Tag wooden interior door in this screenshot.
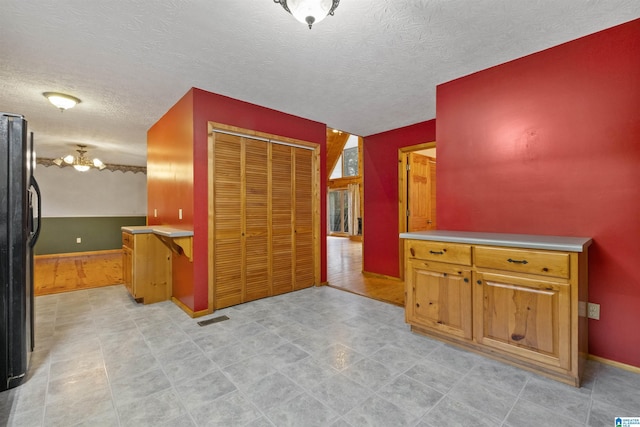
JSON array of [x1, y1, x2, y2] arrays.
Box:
[[293, 147, 314, 290], [407, 153, 436, 231], [211, 128, 317, 308], [244, 138, 270, 302], [213, 132, 243, 308], [271, 144, 294, 295]]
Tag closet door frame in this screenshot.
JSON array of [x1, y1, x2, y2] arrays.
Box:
[[207, 122, 321, 311]]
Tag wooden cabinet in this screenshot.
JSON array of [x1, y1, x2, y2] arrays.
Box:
[[473, 271, 571, 370], [404, 232, 590, 386], [122, 233, 134, 296], [405, 259, 472, 339], [211, 131, 316, 310], [122, 231, 172, 304]]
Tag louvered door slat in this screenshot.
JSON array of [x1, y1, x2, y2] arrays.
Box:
[[271, 144, 294, 295], [213, 133, 242, 308], [244, 138, 270, 301], [294, 148, 314, 290]]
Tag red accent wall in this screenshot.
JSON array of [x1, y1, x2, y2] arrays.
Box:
[[147, 90, 195, 306], [436, 19, 640, 367], [148, 88, 327, 313], [362, 120, 436, 278]]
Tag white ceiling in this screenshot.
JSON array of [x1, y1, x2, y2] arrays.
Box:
[[1, 1, 638, 167]]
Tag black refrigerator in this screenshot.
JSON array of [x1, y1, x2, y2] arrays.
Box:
[[1, 113, 41, 392]]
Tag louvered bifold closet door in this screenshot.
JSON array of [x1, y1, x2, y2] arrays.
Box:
[[293, 147, 314, 290], [271, 144, 294, 295], [244, 138, 270, 302], [213, 133, 243, 308]]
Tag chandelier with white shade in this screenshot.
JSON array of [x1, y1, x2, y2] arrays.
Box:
[[273, 0, 340, 29], [52, 145, 106, 172]]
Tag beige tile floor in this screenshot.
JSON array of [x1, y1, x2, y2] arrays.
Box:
[[1, 285, 639, 426]]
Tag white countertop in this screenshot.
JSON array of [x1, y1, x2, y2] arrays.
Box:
[[122, 225, 194, 238], [121, 225, 154, 234], [399, 230, 592, 252], [151, 226, 194, 238]]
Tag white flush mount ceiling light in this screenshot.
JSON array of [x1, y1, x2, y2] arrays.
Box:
[[43, 92, 81, 111], [274, 0, 340, 29], [52, 144, 106, 172]]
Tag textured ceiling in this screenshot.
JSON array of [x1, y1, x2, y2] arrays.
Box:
[[1, 1, 638, 166]]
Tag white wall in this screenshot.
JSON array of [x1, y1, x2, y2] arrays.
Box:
[[34, 165, 147, 217]]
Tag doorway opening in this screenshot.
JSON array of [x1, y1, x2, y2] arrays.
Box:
[[325, 128, 405, 306], [328, 189, 350, 235]]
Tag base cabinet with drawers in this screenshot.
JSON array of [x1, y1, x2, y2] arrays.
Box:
[[122, 229, 172, 304], [402, 231, 591, 386]]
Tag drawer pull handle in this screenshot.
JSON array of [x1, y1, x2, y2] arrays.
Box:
[[410, 248, 415, 256], [464, 278, 469, 283], [511, 334, 525, 341], [429, 250, 446, 255], [507, 258, 528, 265]]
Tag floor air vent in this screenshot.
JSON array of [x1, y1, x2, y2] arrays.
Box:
[[197, 315, 230, 326]]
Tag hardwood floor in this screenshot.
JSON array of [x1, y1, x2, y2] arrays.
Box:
[[34, 239, 405, 307], [34, 250, 123, 296], [327, 236, 405, 306]]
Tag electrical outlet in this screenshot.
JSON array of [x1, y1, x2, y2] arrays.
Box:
[[76, 237, 82, 244], [154, 208, 158, 217], [179, 208, 183, 220], [587, 303, 600, 320]]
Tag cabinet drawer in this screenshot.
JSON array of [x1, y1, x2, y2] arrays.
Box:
[[474, 246, 569, 279], [122, 232, 134, 249], [406, 240, 471, 266]]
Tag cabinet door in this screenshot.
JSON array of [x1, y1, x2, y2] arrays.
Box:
[[244, 138, 270, 302], [143, 235, 172, 304], [406, 259, 472, 339], [213, 132, 243, 308], [293, 147, 314, 290], [474, 272, 570, 369], [122, 245, 133, 296], [271, 144, 294, 296]]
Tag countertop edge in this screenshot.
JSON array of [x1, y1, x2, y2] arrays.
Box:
[[399, 231, 592, 253], [152, 226, 194, 238], [121, 226, 154, 234], [121, 225, 194, 238]]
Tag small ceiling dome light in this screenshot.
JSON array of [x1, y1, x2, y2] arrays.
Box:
[[52, 144, 106, 172], [274, 0, 340, 29], [43, 92, 81, 111]]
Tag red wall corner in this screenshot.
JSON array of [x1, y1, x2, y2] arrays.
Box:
[[362, 120, 436, 278], [147, 89, 196, 309]]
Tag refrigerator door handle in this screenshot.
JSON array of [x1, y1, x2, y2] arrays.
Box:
[[29, 176, 41, 247]]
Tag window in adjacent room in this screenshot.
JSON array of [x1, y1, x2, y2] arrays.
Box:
[[330, 135, 359, 179]]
